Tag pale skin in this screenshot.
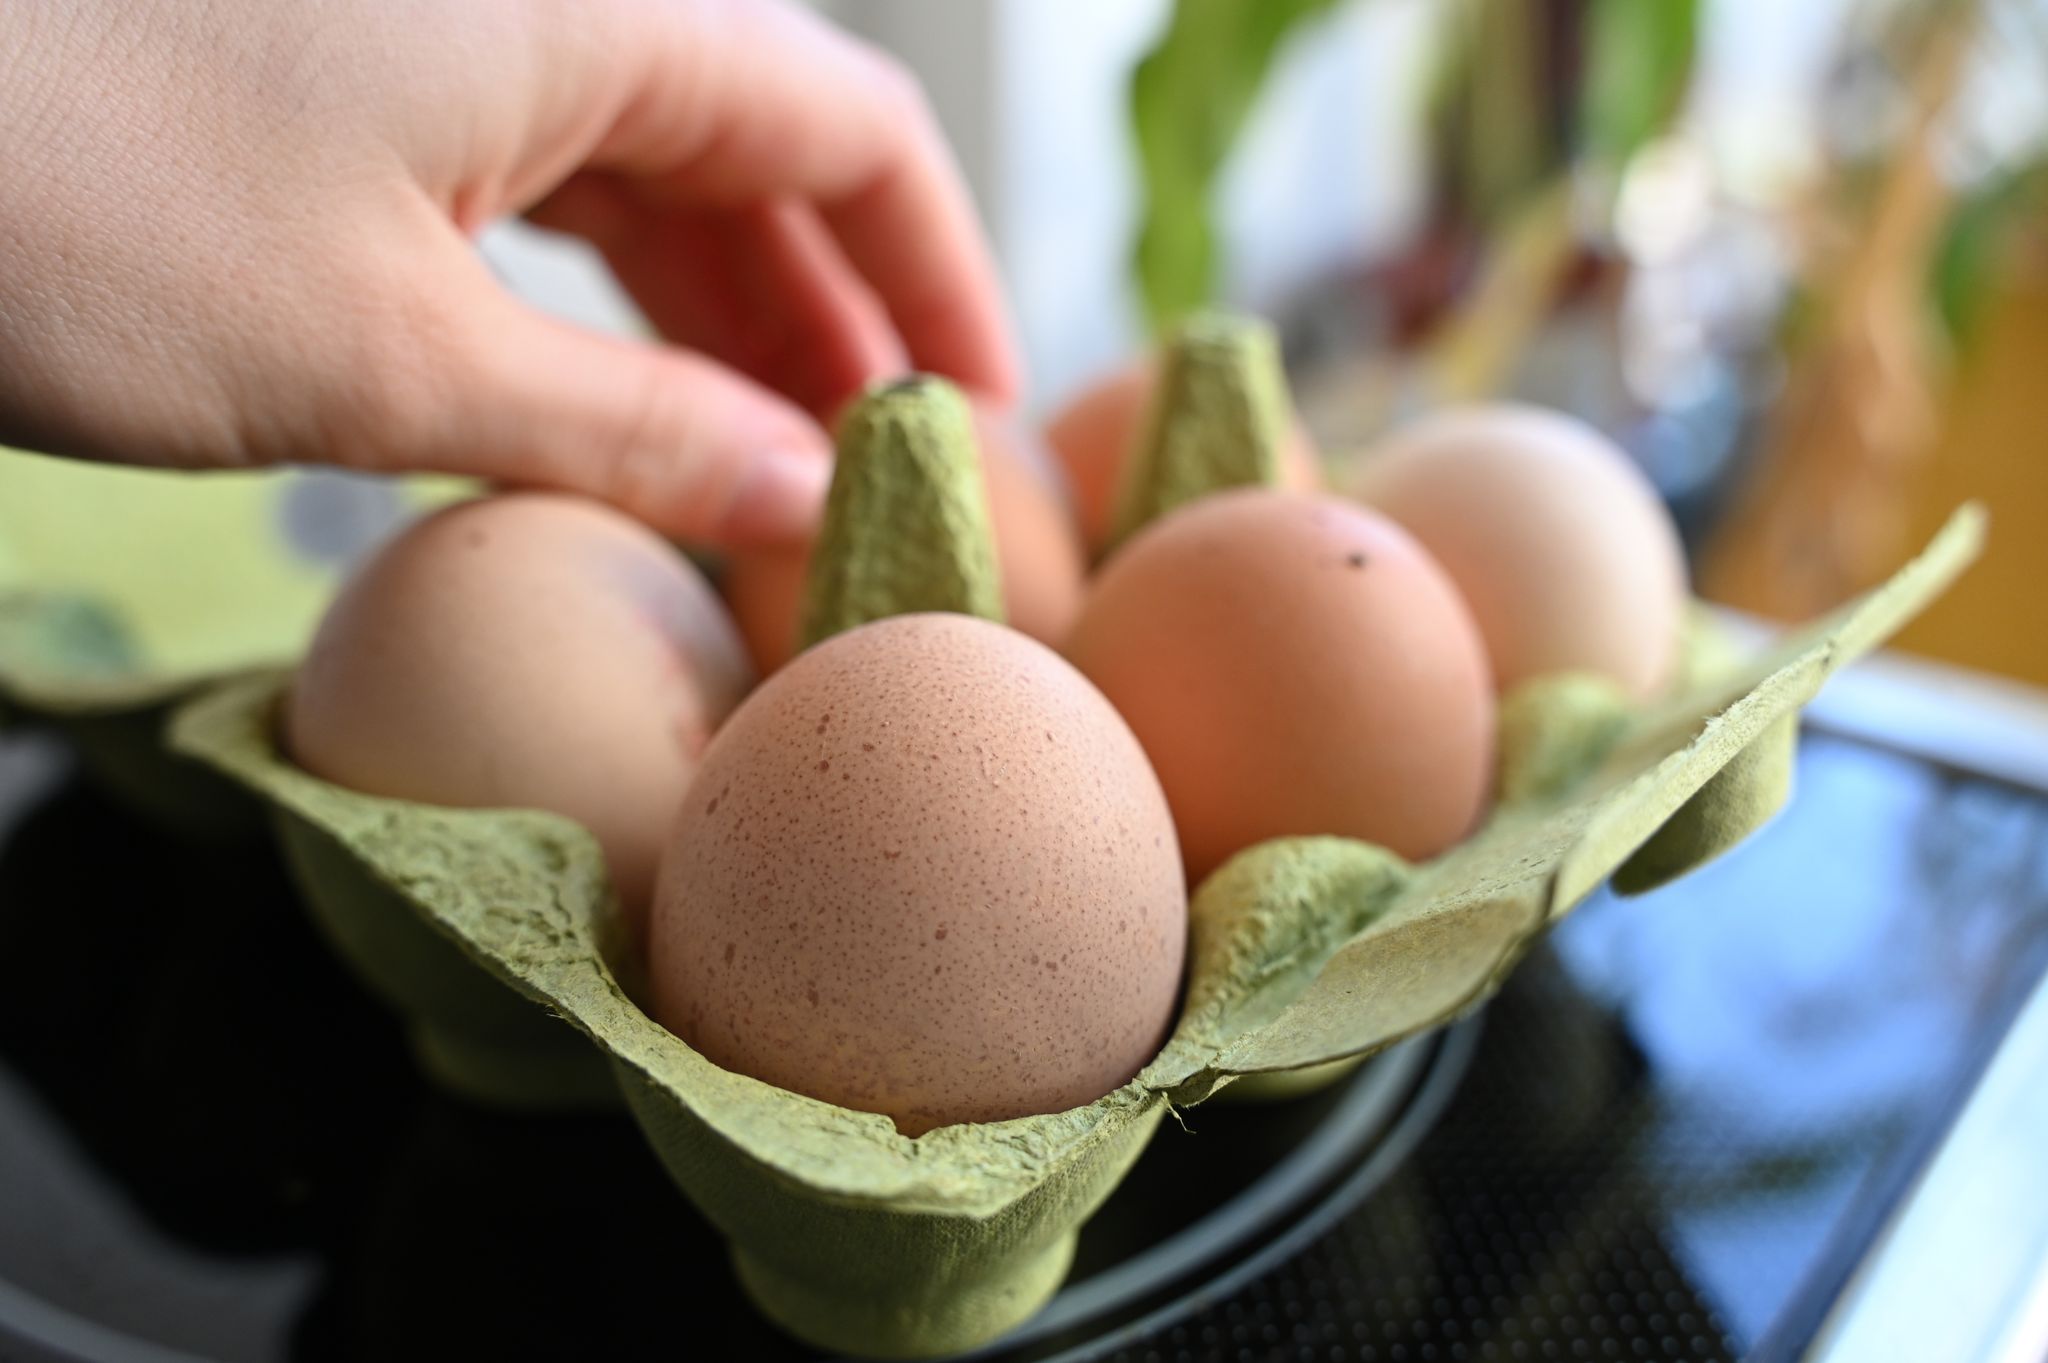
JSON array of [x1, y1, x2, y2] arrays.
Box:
[[0, 0, 1018, 546]]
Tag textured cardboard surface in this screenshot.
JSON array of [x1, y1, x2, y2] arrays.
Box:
[[799, 379, 1002, 650], [1108, 314, 1290, 552]]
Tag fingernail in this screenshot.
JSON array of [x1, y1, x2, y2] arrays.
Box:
[[718, 447, 833, 547]]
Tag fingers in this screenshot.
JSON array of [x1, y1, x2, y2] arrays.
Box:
[[534, 179, 907, 423], [814, 133, 1015, 403], [469, 311, 834, 547], [377, 249, 834, 548], [578, 0, 1020, 402]]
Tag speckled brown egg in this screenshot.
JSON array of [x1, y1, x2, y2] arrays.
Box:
[[1044, 356, 1323, 553], [1066, 489, 1495, 883], [648, 612, 1185, 1136], [1349, 404, 1689, 699], [723, 403, 1087, 674], [285, 493, 753, 936]]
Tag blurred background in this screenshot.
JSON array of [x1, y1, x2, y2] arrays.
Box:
[[484, 0, 2048, 685], [3, 0, 2043, 688]]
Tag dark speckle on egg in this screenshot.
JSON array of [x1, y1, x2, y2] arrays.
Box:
[[647, 613, 1187, 1138]]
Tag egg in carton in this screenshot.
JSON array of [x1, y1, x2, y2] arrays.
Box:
[[163, 315, 1980, 1357]]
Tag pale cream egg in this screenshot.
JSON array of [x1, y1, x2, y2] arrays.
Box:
[[1350, 404, 1689, 699]]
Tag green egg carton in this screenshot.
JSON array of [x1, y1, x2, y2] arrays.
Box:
[[183, 687, 632, 1109], [0, 452, 462, 836], [160, 319, 1980, 1358], [0, 586, 268, 837]]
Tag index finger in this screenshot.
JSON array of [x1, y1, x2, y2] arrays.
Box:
[[577, 0, 1021, 402]]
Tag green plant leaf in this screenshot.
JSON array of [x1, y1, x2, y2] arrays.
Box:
[[1930, 158, 2047, 352], [1443, 0, 1555, 228], [1579, 0, 1700, 167], [1130, 0, 1349, 331]]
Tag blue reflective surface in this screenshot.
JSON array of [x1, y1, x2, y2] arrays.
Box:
[[1553, 734, 2048, 1348]]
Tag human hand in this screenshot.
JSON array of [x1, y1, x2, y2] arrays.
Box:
[[0, 0, 1017, 546]]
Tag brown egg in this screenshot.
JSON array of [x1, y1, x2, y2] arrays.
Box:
[[285, 493, 753, 934], [1066, 489, 1495, 883], [649, 613, 1185, 1136], [723, 403, 1087, 675], [1350, 404, 1688, 699], [1044, 356, 1323, 552]]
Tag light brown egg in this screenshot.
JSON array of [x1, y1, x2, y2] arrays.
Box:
[[1044, 356, 1323, 553], [1066, 489, 1495, 883], [723, 403, 1087, 675], [285, 493, 753, 935], [1350, 404, 1688, 699], [649, 612, 1185, 1137]]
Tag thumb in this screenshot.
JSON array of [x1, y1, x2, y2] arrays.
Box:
[[408, 270, 834, 548]]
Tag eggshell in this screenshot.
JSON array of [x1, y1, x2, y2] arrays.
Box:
[[1350, 404, 1688, 699], [649, 612, 1185, 1137], [1066, 489, 1495, 882], [724, 405, 1086, 673], [1045, 357, 1322, 552], [285, 493, 752, 931]]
